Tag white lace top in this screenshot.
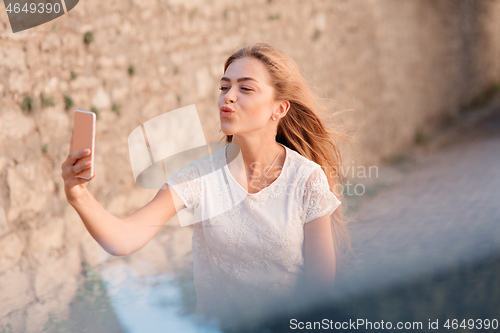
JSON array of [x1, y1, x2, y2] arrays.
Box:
[[165, 143, 341, 324]]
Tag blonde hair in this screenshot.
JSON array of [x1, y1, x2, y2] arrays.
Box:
[[221, 42, 353, 268]]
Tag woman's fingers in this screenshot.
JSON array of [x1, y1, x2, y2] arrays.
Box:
[[62, 160, 89, 179], [61, 149, 95, 203], [62, 149, 91, 169], [72, 161, 92, 175], [63, 170, 95, 186], [62, 150, 92, 177], [64, 176, 93, 188]]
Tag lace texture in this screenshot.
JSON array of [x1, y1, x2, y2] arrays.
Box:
[[166, 159, 202, 214], [303, 165, 342, 223], [165, 144, 341, 322]]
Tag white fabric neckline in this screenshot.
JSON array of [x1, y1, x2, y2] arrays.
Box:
[[224, 143, 289, 196]]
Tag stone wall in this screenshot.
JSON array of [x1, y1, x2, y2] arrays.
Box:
[[1, 0, 499, 331]]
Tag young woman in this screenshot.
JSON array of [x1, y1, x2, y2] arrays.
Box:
[[62, 42, 350, 328]]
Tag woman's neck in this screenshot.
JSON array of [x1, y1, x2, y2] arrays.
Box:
[[227, 135, 286, 191], [230, 136, 282, 166]]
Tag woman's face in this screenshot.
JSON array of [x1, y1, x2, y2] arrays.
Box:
[[218, 57, 279, 138]]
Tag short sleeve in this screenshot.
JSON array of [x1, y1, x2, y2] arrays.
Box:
[[302, 166, 342, 224], [165, 160, 202, 214]]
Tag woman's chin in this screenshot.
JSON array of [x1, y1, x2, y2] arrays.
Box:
[[221, 131, 234, 137], [220, 125, 235, 136]]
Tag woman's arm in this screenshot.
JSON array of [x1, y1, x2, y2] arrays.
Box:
[[304, 213, 336, 290], [62, 149, 184, 256]]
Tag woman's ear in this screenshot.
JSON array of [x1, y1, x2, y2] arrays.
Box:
[[276, 100, 290, 118]]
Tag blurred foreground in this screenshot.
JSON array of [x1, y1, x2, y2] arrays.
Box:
[[41, 104, 500, 333]]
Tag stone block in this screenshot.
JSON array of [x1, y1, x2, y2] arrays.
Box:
[[106, 194, 128, 216], [116, 55, 127, 67], [25, 278, 76, 331], [0, 108, 36, 142], [69, 76, 99, 91], [8, 71, 31, 94], [0, 207, 9, 237], [61, 33, 80, 52], [40, 34, 61, 52], [55, 276, 79, 310], [0, 268, 34, 318], [38, 109, 70, 149], [91, 86, 111, 110], [28, 218, 64, 264], [98, 56, 114, 69], [131, 0, 157, 10], [0, 232, 25, 273], [0, 45, 26, 71], [0, 307, 25, 333], [7, 164, 50, 222], [196, 67, 213, 98], [40, 51, 63, 69], [111, 84, 129, 102], [25, 297, 59, 333], [34, 248, 81, 299], [44, 77, 59, 95], [62, 205, 87, 242]]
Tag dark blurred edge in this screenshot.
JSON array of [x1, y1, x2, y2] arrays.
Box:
[[229, 253, 500, 333], [5, 1, 79, 33], [5, 0, 65, 33], [65, 0, 79, 12]]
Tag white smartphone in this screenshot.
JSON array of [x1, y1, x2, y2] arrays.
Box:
[[70, 110, 96, 179]]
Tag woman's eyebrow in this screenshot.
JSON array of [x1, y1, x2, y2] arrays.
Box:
[[220, 76, 258, 83]]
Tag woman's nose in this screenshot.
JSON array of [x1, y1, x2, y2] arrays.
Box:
[[224, 87, 236, 103]]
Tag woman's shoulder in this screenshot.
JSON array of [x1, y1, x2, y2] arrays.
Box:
[[284, 145, 323, 174]]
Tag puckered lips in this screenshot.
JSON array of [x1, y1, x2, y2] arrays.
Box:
[[220, 105, 236, 117]]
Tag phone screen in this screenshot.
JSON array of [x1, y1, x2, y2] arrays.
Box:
[[70, 110, 96, 179]]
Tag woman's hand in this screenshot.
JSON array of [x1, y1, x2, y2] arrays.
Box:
[[60, 147, 181, 256], [61, 149, 95, 204]]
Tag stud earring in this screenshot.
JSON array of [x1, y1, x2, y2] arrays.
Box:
[[272, 116, 276, 121]]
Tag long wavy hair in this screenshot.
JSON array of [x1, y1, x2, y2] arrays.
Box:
[[221, 42, 353, 270]]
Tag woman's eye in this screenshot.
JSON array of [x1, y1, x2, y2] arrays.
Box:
[[241, 87, 252, 91], [219, 86, 229, 92]]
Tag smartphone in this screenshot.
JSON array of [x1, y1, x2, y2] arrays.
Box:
[[70, 110, 96, 180]]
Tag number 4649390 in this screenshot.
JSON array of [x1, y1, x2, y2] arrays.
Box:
[[444, 319, 498, 330], [6, 2, 62, 14]]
